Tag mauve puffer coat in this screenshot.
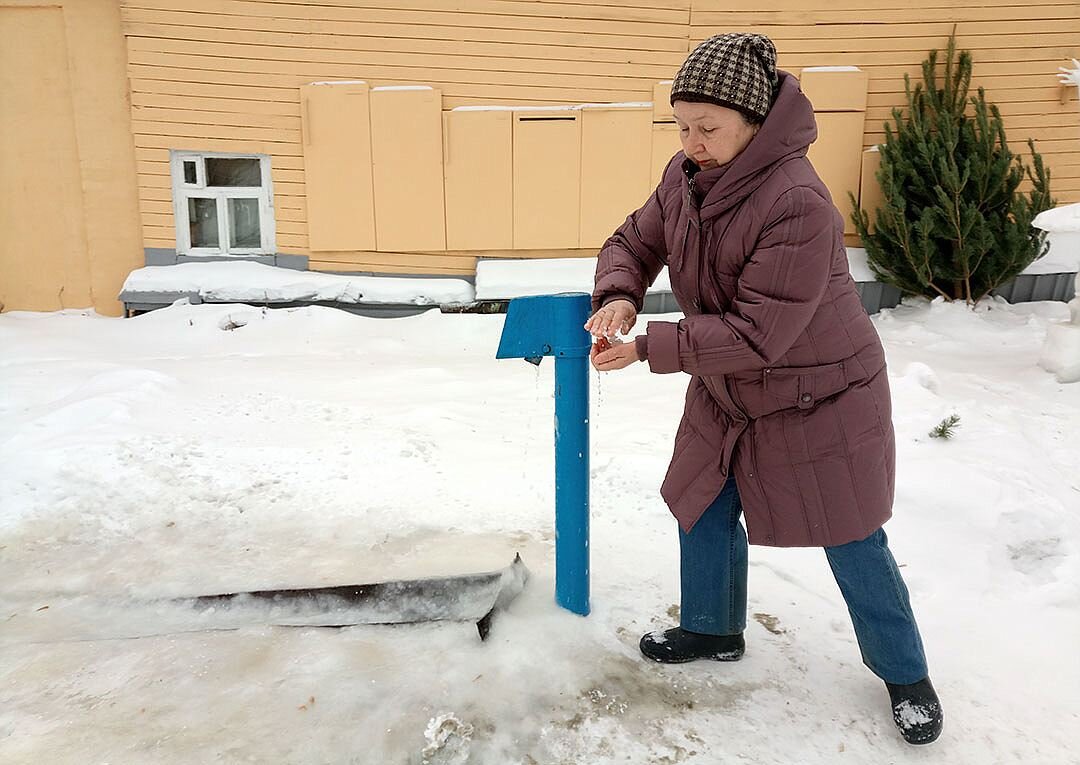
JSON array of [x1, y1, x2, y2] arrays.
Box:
[[592, 70, 895, 547]]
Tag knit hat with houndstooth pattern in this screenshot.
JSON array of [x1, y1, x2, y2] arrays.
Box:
[[670, 33, 779, 123]]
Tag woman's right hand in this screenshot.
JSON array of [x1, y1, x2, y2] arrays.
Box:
[[584, 299, 638, 339]]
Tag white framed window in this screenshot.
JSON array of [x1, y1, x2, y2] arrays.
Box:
[[170, 151, 276, 256]]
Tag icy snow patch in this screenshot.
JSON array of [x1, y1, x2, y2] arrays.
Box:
[[422, 713, 475, 764]]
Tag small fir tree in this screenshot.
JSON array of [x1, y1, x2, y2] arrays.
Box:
[[852, 34, 1054, 304]]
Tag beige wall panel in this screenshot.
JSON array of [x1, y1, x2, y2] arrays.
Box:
[[859, 147, 884, 234], [300, 81, 376, 251], [443, 109, 513, 250], [310, 251, 476, 270], [0, 6, 91, 313], [798, 67, 869, 112], [513, 111, 582, 249], [653, 81, 674, 121], [580, 105, 653, 248], [651, 123, 683, 188], [807, 112, 867, 235], [65, 0, 144, 316], [370, 87, 446, 252]]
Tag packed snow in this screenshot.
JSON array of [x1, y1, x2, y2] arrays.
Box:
[[1, 297, 1078, 763]]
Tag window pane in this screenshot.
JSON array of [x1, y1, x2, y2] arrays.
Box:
[[228, 198, 262, 249], [183, 160, 197, 184], [188, 197, 219, 248], [206, 158, 261, 187]]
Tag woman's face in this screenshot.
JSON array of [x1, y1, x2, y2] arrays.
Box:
[[673, 101, 760, 171]]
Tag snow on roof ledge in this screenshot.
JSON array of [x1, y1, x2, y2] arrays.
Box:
[[121, 262, 475, 306], [475, 258, 670, 301], [1034, 203, 1080, 233]]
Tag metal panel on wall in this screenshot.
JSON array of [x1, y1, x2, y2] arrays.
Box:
[[513, 110, 582, 249], [443, 108, 513, 250], [371, 86, 446, 252], [300, 80, 376, 251]]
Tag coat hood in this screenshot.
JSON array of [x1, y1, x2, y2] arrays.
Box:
[[682, 70, 818, 220]]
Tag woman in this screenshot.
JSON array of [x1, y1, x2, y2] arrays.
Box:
[[585, 33, 943, 745]]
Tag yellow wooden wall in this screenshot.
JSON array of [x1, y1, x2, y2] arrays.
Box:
[[0, 0, 143, 315], [120, 0, 1080, 276]]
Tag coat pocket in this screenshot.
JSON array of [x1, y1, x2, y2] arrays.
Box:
[[759, 361, 851, 414]]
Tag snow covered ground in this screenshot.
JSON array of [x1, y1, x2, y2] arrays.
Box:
[[1, 298, 1078, 764]]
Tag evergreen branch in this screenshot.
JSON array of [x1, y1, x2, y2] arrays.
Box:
[[929, 414, 962, 440]]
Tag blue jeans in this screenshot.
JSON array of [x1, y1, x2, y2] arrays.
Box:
[[679, 477, 929, 685]]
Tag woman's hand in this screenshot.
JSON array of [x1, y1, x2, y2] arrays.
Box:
[[584, 299, 637, 339], [590, 338, 640, 371]]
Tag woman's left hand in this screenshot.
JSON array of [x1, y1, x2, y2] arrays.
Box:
[[591, 339, 641, 371]]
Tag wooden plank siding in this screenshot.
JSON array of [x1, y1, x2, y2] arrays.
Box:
[[690, 2, 1080, 199], [121, 0, 1080, 276]]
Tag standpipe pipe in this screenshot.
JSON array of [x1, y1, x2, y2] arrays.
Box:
[[496, 293, 592, 615]]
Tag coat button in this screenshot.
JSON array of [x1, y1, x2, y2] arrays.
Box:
[[800, 393, 812, 403]]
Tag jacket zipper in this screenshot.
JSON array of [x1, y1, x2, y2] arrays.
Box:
[[685, 175, 702, 313], [676, 174, 695, 273]]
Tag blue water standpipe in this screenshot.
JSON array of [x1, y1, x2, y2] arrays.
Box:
[[496, 293, 591, 616]]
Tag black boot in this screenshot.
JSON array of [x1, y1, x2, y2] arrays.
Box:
[[886, 677, 943, 745], [639, 626, 745, 663]]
